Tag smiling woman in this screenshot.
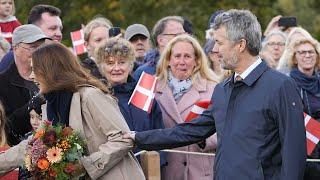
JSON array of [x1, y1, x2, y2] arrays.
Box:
[[287, 37, 320, 179], [287, 37, 320, 116], [95, 37, 167, 167]]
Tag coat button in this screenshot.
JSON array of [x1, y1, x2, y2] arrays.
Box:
[[183, 162, 187, 166], [97, 162, 104, 169]]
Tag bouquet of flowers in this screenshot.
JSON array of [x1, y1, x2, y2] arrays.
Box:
[[24, 121, 86, 179]]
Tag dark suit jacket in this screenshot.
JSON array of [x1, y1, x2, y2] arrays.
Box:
[[0, 61, 38, 145], [136, 61, 307, 180]]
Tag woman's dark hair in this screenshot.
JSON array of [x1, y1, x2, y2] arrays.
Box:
[[32, 42, 110, 94]]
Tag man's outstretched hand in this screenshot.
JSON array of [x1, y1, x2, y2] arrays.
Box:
[[122, 131, 136, 140]]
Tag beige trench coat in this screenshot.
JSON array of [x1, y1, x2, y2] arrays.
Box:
[[0, 86, 145, 180]]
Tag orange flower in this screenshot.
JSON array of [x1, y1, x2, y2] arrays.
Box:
[[37, 158, 50, 170], [57, 140, 71, 151], [34, 129, 45, 139], [46, 147, 63, 163]]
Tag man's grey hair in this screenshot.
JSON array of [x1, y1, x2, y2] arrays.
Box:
[[213, 9, 262, 56], [151, 16, 184, 48], [262, 30, 287, 49]]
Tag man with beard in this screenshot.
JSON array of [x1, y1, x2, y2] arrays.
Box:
[[125, 23, 151, 71], [124, 9, 306, 180]]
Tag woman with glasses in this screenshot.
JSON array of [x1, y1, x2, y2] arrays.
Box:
[[287, 37, 320, 180], [261, 30, 286, 67], [277, 27, 314, 74]]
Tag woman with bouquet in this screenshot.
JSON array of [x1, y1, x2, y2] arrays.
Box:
[[0, 42, 145, 180]]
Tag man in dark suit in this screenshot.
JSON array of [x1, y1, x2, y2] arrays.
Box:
[[124, 9, 306, 180]]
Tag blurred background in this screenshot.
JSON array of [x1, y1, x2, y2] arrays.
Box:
[[15, 0, 320, 46]]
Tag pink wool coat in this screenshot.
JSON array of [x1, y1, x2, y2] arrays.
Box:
[[155, 78, 217, 180]]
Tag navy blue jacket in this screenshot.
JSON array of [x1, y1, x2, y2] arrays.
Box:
[[136, 61, 307, 180], [133, 49, 160, 80], [0, 50, 14, 73], [113, 76, 166, 165]]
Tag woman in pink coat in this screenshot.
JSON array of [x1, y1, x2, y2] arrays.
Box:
[[155, 34, 219, 180]]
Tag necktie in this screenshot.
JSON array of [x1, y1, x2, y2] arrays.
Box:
[[235, 75, 243, 82]]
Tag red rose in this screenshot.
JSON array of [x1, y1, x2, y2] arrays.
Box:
[[43, 130, 57, 146], [48, 168, 57, 177]]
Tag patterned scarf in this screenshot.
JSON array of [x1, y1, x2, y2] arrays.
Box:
[[168, 71, 192, 102]]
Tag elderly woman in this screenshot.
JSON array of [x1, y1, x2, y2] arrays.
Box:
[[261, 30, 286, 68], [286, 37, 320, 179], [0, 43, 145, 180], [82, 17, 113, 79], [95, 38, 166, 165], [148, 34, 218, 180]]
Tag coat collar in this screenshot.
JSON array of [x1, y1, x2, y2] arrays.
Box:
[[223, 60, 269, 87], [156, 78, 208, 124]]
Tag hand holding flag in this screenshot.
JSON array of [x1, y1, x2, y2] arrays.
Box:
[[128, 72, 157, 113]]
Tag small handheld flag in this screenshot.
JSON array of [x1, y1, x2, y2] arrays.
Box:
[[185, 100, 211, 122], [304, 113, 320, 155], [70, 29, 86, 55], [128, 72, 157, 113]]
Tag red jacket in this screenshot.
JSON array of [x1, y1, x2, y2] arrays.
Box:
[[0, 16, 21, 43]]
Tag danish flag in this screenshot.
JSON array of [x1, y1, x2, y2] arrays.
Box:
[[185, 100, 211, 122], [128, 72, 157, 113], [70, 29, 86, 55], [304, 113, 320, 155]]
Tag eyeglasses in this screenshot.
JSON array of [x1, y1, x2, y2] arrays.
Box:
[[18, 45, 38, 52], [267, 42, 285, 47], [296, 50, 316, 57], [161, 32, 186, 37]]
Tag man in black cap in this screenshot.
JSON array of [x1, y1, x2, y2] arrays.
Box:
[[0, 24, 49, 145]]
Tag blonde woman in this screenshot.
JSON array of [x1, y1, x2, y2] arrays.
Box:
[[277, 27, 314, 74], [82, 16, 113, 78], [152, 34, 218, 180], [285, 37, 320, 179]]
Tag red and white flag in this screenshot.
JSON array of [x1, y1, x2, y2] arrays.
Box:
[[185, 100, 211, 122], [70, 29, 86, 55], [304, 113, 320, 155], [128, 72, 157, 113]]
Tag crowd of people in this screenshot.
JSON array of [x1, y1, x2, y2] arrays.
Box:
[[0, 1, 318, 180]]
